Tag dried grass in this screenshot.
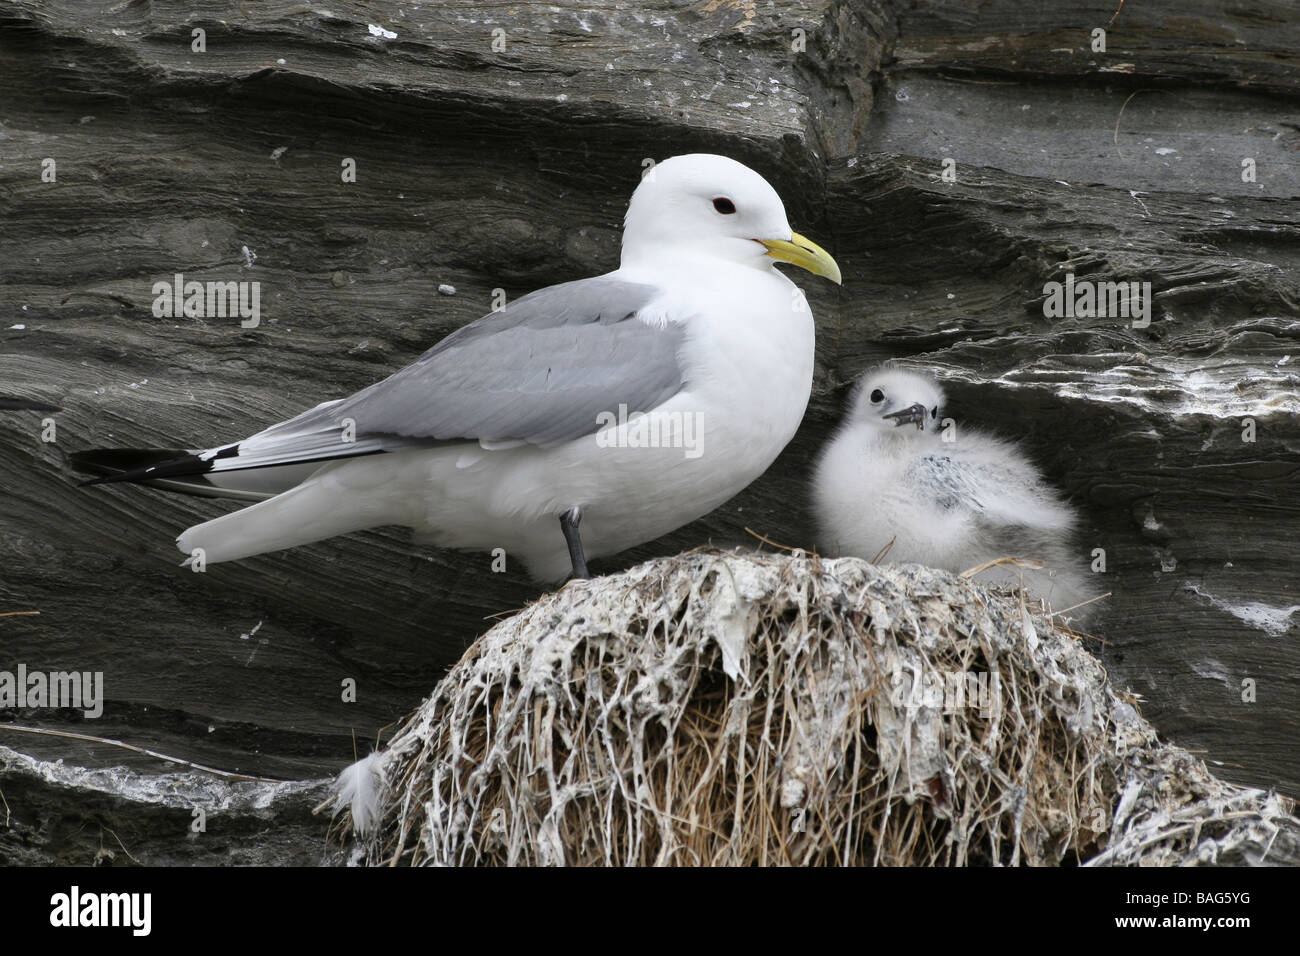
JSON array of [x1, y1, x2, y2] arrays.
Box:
[[330, 551, 1297, 866]]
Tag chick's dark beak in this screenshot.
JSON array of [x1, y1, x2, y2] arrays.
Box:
[[884, 402, 928, 430]]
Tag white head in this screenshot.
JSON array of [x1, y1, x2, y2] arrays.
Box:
[[621, 154, 840, 284], [846, 366, 945, 436]]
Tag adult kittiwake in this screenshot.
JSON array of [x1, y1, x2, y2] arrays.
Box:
[[811, 365, 1099, 617], [73, 154, 842, 581]]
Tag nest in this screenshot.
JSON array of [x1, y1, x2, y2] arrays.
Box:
[[330, 551, 1298, 866]]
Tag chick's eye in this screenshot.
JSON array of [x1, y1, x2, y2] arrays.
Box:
[[713, 197, 736, 214], [869, 389, 885, 404]]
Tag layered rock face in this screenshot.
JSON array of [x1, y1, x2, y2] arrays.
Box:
[[0, 1, 1295, 862]]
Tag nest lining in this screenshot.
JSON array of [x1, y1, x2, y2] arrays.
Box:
[[329, 551, 1297, 866]]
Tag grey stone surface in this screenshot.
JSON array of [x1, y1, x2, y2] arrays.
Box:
[[0, 0, 1296, 863]]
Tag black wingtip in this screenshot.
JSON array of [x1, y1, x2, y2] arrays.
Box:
[[70, 448, 209, 486]]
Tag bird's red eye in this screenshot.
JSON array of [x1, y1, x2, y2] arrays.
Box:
[[713, 197, 736, 214]]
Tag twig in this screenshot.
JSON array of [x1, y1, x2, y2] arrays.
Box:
[[1059, 623, 1111, 646], [0, 724, 283, 782], [1113, 90, 1143, 160], [1050, 591, 1113, 624], [103, 825, 141, 864], [1113, 89, 1171, 160], [870, 537, 896, 564], [743, 527, 802, 553], [959, 555, 1043, 578], [0, 611, 40, 618], [1108, 0, 1126, 28]]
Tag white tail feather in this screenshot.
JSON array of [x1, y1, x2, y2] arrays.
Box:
[[175, 470, 400, 564]]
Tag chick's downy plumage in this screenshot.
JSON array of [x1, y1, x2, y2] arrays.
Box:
[[812, 366, 1099, 618]]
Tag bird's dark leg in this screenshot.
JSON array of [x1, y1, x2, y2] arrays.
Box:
[[560, 506, 590, 580]]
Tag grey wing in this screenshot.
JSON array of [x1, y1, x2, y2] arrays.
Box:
[[909, 451, 1071, 532], [208, 276, 684, 472], [904, 455, 1034, 522], [904, 455, 982, 515]]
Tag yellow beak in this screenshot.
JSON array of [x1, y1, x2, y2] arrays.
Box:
[[758, 232, 842, 285]]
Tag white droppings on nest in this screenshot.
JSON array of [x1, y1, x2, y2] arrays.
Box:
[[685, 554, 767, 680], [330, 551, 1298, 866]]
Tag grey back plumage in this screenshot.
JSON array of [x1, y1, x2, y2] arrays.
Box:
[[224, 276, 686, 470]]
